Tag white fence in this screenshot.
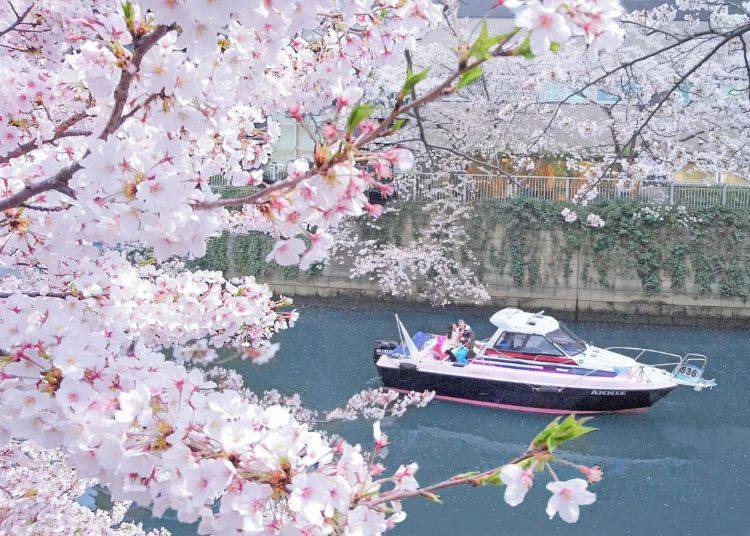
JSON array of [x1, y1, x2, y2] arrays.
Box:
[[209, 170, 750, 209], [396, 173, 750, 208]]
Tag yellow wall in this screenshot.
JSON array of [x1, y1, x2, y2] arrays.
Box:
[[674, 165, 748, 184]]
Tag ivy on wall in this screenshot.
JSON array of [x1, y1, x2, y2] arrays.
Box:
[[353, 197, 750, 299], [470, 197, 750, 298], [193, 194, 750, 299], [189, 231, 323, 279]]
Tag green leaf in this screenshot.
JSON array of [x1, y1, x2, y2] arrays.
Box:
[[532, 415, 597, 452], [468, 21, 514, 60], [345, 103, 375, 134], [400, 68, 429, 98], [479, 469, 502, 486], [391, 118, 408, 131], [515, 35, 535, 60], [532, 416, 560, 447], [456, 66, 483, 89], [122, 1, 134, 24], [468, 20, 492, 60]]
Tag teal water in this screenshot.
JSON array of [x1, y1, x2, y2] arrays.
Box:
[[132, 305, 749, 535]]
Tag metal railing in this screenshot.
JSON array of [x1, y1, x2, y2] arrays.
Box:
[[209, 164, 288, 189], [208, 168, 750, 209], [396, 172, 750, 208]]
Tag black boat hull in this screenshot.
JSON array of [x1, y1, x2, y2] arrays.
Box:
[[376, 363, 676, 414]]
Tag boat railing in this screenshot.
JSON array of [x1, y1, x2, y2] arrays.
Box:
[[604, 346, 684, 366], [606, 347, 715, 390], [605, 346, 706, 369]]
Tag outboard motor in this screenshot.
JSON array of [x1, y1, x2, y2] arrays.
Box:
[[373, 340, 398, 364]]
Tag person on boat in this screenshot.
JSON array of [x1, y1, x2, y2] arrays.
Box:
[[458, 319, 475, 358], [452, 344, 470, 365], [432, 334, 448, 359], [457, 318, 471, 333], [495, 334, 511, 350], [446, 343, 470, 365], [448, 322, 461, 345]]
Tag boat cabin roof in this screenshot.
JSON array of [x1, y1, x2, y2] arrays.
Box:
[[489, 308, 560, 336]]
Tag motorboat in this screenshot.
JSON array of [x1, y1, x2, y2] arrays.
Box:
[[373, 308, 716, 414]]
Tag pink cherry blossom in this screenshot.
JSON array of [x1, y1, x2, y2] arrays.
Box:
[[516, 1, 572, 56], [266, 237, 307, 266], [562, 207, 579, 223]]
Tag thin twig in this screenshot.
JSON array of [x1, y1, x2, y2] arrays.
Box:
[[0, 1, 34, 39]]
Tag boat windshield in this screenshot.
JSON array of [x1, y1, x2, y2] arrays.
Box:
[[547, 323, 586, 355]]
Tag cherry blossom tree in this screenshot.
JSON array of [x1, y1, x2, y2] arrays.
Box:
[[383, 1, 750, 186], [341, 0, 750, 303], [0, 1, 623, 533]]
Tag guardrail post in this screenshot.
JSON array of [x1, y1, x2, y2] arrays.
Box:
[[722, 183, 727, 206]]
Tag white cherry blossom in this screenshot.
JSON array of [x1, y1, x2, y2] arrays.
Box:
[[500, 463, 535, 507], [545, 478, 597, 523]]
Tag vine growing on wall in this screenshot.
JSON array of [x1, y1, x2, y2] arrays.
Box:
[[195, 195, 749, 299], [472, 198, 750, 298], [190, 231, 323, 279], [351, 197, 750, 299]]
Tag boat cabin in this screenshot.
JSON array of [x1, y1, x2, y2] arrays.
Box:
[[481, 308, 587, 365]]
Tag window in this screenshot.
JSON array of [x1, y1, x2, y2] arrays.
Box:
[[522, 335, 564, 356], [678, 82, 694, 104], [494, 332, 528, 351], [547, 323, 587, 355], [596, 89, 619, 104], [622, 81, 638, 97], [539, 84, 587, 104]]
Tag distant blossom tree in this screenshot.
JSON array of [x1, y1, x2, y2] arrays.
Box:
[[0, 1, 621, 533], [345, 0, 750, 303]]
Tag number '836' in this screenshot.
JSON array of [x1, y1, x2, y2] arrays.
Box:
[[680, 366, 698, 377]]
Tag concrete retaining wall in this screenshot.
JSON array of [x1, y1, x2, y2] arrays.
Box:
[[229, 228, 750, 327]]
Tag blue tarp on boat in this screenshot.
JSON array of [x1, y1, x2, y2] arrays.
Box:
[[390, 332, 434, 357]]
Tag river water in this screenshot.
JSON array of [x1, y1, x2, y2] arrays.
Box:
[[132, 305, 749, 535]]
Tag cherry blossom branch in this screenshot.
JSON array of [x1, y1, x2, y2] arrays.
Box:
[[0, 1, 34, 39], [364, 450, 536, 507], [740, 35, 750, 104], [526, 26, 748, 152], [0, 291, 84, 298], [0, 111, 90, 165], [400, 141, 526, 188], [0, 163, 79, 210], [194, 33, 520, 211], [580, 30, 743, 197], [404, 49, 435, 166], [0, 23, 176, 212], [99, 24, 175, 140]]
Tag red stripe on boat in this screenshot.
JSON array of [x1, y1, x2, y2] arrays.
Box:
[[483, 349, 578, 365]]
